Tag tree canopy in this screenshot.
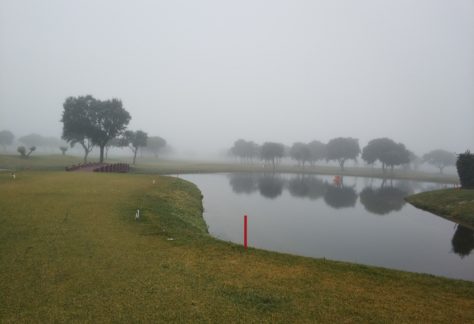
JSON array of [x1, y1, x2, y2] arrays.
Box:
[[230, 139, 260, 162], [289, 142, 311, 167], [145, 136, 167, 158], [0, 130, 14, 150], [61, 95, 131, 162], [122, 130, 148, 164], [362, 138, 410, 171], [326, 137, 360, 170], [422, 149, 456, 173], [260, 142, 285, 170]]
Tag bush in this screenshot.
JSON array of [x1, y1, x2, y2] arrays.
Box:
[[17, 145, 36, 158], [456, 151, 474, 189]]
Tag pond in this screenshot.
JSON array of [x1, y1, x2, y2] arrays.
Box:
[[181, 173, 474, 281]]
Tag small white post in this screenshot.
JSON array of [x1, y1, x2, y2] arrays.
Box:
[[135, 209, 140, 220]]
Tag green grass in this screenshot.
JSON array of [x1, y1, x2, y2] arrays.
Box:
[[0, 154, 85, 171], [0, 154, 459, 184], [407, 189, 474, 229], [1, 171, 473, 322]]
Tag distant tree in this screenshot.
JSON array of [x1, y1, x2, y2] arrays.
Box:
[[422, 149, 457, 174], [59, 146, 68, 155], [260, 142, 285, 171], [61, 95, 97, 162], [62, 95, 131, 163], [104, 137, 123, 160], [88, 99, 131, 163], [122, 130, 148, 164], [17, 146, 36, 158], [0, 130, 14, 151], [307, 140, 326, 166], [289, 142, 311, 167], [230, 139, 260, 163], [362, 138, 410, 171], [326, 137, 360, 170], [18, 133, 46, 148], [145, 136, 167, 158]]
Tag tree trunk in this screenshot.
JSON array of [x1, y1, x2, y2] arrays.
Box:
[[80, 142, 89, 163], [339, 159, 345, 171], [133, 148, 138, 165], [99, 145, 105, 163]]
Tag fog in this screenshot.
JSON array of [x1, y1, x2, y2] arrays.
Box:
[[1, 0, 473, 158]]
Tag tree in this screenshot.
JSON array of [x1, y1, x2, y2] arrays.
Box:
[[423, 149, 457, 174], [17, 146, 36, 158], [145, 136, 167, 158], [361, 138, 410, 171], [326, 137, 360, 170], [230, 139, 259, 163], [122, 130, 148, 164], [260, 142, 285, 171], [290, 142, 311, 167], [104, 137, 123, 160], [456, 151, 474, 189], [308, 140, 326, 166], [59, 146, 68, 155], [61, 95, 131, 163], [61, 95, 97, 162], [18, 133, 46, 148], [89, 99, 131, 163], [451, 225, 474, 258], [0, 130, 14, 151]]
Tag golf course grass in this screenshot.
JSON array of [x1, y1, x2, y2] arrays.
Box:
[[1, 170, 473, 322], [407, 189, 474, 229]]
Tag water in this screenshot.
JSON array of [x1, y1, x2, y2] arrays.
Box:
[[181, 173, 474, 281]]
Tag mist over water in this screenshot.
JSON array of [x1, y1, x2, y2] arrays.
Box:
[[1, 0, 473, 157]]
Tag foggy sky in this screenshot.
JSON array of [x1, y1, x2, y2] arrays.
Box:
[[1, 0, 473, 156]]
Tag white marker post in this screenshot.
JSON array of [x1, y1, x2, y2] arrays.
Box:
[[135, 209, 140, 220]]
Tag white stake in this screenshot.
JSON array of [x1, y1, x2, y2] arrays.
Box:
[[135, 209, 140, 220]]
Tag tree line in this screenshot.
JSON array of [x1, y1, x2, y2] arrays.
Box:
[[0, 95, 167, 164], [229, 138, 458, 173]]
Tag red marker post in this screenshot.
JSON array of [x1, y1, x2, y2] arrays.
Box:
[[244, 214, 248, 249]]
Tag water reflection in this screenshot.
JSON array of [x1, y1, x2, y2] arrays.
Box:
[[452, 225, 474, 258], [359, 186, 408, 215], [258, 174, 284, 199], [323, 184, 358, 209], [228, 173, 258, 194], [228, 173, 437, 213], [287, 175, 326, 200]]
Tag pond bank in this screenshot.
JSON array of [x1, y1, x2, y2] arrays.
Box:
[[406, 188, 474, 229]]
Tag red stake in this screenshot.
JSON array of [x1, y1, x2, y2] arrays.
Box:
[[244, 214, 248, 249]]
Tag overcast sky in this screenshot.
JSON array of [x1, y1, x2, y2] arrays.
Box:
[[0, 0, 473, 156]]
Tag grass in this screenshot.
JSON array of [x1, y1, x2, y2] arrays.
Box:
[[406, 189, 474, 229], [1, 171, 473, 322], [0, 154, 459, 184]]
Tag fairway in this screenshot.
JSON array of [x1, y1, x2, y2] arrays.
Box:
[[1, 171, 473, 322]]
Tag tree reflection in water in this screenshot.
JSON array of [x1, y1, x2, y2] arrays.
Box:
[[452, 225, 474, 258], [323, 184, 358, 209], [287, 175, 326, 200], [258, 174, 284, 199], [359, 186, 408, 215], [228, 173, 258, 194]]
